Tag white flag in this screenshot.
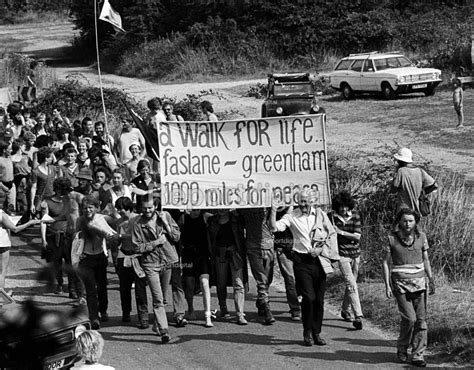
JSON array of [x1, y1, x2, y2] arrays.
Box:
[[99, 0, 125, 33]]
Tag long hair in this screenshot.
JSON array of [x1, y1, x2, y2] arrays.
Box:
[[331, 190, 355, 211], [200, 100, 214, 113], [76, 330, 104, 364], [395, 207, 421, 236]]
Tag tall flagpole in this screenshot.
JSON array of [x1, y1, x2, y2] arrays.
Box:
[[93, 0, 112, 150]]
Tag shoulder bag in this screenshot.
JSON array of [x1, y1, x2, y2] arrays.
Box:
[[418, 169, 431, 216]]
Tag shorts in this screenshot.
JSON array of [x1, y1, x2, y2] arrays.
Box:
[[182, 254, 211, 278]]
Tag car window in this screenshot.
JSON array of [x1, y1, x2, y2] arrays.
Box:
[[373, 58, 387, 70], [386, 57, 400, 68], [374, 58, 400, 70], [363, 60, 375, 72], [335, 60, 353, 71], [397, 56, 412, 67], [273, 83, 313, 96], [350, 60, 364, 72]]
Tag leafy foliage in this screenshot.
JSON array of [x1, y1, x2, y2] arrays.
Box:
[[71, 1, 473, 75], [244, 83, 267, 99], [0, 0, 72, 24], [70, 0, 164, 59], [0, 53, 55, 90], [33, 81, 231, 138], [34, 78, 145, 138], [1, 0, 72, 12]]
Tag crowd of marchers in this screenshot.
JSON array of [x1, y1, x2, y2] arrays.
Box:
[[0, 96, 437, 367]]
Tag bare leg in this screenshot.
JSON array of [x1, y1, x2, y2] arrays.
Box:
[[456, 106, 464, 127], [0, 249, 10, 290], [458, 109, 464, 127], [200, 274, 213, 327]]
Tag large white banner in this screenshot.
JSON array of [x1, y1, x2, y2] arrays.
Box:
[[158, 114, 329, 209]]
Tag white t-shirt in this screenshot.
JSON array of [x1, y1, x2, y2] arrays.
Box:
[[110, 185, 132, 208], [0, 210, 12, 248], [146, 110, 167, 130]]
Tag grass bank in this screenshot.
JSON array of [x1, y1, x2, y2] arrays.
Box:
[[325, 275, 472, 366], [102, 34, 340, 82], [0, 10, 70, 25]]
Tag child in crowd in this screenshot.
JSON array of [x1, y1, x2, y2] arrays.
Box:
[[0, 141, 16, 215], [23, 109, 37, 131], [59, 147, 80, 188], [74, 330, 114, 369], [452, 78, 464, 128]]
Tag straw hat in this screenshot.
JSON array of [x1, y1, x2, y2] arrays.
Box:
[[393, 147, 413, 163]]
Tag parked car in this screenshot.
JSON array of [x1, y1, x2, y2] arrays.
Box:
[[261, 73, 320, 117], [328, 52, 442, 100], [0, 289, 90, 369]]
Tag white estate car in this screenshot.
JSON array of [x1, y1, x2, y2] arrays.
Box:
[[329, 52, 442, 99]]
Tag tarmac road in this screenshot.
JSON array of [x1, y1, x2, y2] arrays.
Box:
[[7, 227, 406, 370]]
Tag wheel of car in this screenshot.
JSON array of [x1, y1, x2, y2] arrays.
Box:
[[382, 82, 396, 100], [424, 87, 435, 97], [341, 83, 353, 100]]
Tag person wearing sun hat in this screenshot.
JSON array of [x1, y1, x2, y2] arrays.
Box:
[[390, 147, 437, 216], [75, 167, 95, 197], [124, 141, 142, 182]]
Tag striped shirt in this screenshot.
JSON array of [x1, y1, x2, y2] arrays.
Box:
[[385, 230, 429, 293], [328, 210, 362, 258]]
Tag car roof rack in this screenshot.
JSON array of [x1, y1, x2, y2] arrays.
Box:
[[348, 51, 378, 57], [348, 51, 403, 57]]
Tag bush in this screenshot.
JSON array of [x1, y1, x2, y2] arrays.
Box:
[[34, 78, 145, 139], [109, 28, 295, 80], [109, 35, 187, 79], [429, 39, 472, 72], [244, 83, 267, 99]]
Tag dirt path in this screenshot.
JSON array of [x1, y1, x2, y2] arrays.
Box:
[[0, 21, 74, 55], [55, 65, 265, 116]]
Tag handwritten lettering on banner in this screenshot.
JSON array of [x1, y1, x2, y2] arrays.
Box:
[[158, 114, 329, 209]]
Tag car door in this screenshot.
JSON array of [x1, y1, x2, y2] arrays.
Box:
[[360, 59, 377, 91], [347, 59, 364, 91]]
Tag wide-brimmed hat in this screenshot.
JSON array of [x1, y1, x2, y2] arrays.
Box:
[[128, 141, 142, 151], [76, 167, 93, 181], [393, 147, 413, 163]]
